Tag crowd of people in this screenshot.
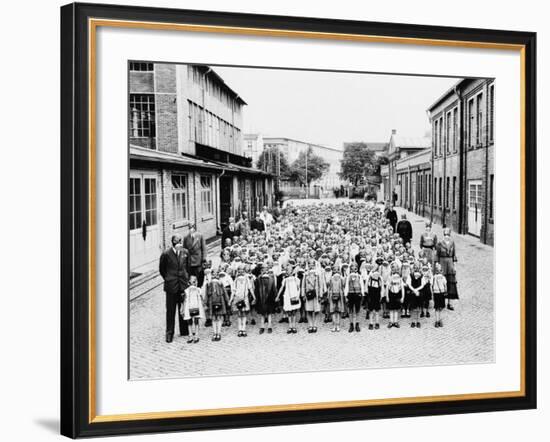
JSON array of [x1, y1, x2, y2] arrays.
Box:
[[159, 201, 459, 344]]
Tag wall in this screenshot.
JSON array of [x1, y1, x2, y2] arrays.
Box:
[[1, 1, 545, 442]]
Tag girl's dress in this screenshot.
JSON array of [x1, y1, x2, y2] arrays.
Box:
[[421, 271, 432, 308], [435, 237, 459, 300], [387, 274, 403, 310], [282, 276, 301, 312], [232, 274, 252, 313], [432, 273, 448, 310], [255, 272, 277, 315], [181, 285, 205, 320], [366, 273, 383, 312], [327, 273, 345, 314], [302, 270, 321, 313], [205, 279, 230, 317], [408, 273, 423, 310]]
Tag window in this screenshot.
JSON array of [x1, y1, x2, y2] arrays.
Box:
[[200, 176, 213, 216], [453, 176, 457, 210], [438, 177, 442, 208], [468, 98, 475, 148], [428, 174, 432, 204], [489, 84, 495, 142], [490, 174, 494, 220], [187, 100, 195, 140], [446, 176, 450, 208], [130, 94, 156, 138], [129, 62, 153, 71], [129, 178, 142, 230], [433, 120, 438, 156], [476, 93, 483, 146], [172, 174, 188, 221], [439, 117, 445, 155], [453, 108, 458, 152], [144, 178, 158, 226], [446, 112, 451, 154]]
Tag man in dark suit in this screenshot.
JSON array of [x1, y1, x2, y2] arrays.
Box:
[[250, 212, 265, 232], [159, 234, 190, 342], [183, 223, 208, 287], [385, 203, 398, 233], [396, 213, 413, 245], [221, 217, 240, 249]]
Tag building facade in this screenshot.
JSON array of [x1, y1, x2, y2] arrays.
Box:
[[429, 78, 495, 245], [381, 78, 495, 246], [243, 133, 264, 165], [129, 62, 272, 274], [382, 130, 431, 206], [262, 137, 346, 194]]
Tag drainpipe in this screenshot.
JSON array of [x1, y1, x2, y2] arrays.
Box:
[[455, 85, 465, 235], [483, 81, 490, 244], [427, 110, 434, 223]]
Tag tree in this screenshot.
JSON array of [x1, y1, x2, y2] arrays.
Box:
[[339, 143, 378, 186], [288, 146, 330, 186], [256, 146, 291, 178]]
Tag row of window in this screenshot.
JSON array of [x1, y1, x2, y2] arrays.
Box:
[[188, 100, 242, 154], [129, 62, 154, 72], [399, 173, 494, 221], [188, 65, 242, 113], [129, 174, 214, 231], [432, 83, 495, 157]]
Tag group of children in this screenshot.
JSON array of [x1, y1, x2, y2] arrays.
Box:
[[179, 201, 453, 343]]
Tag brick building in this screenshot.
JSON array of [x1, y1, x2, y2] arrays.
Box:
[[428, 78, 495, 245], [129, 62, 273, 273], [380, 78, 495, 246]]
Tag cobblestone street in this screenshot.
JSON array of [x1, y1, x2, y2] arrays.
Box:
[[129, 201, 494, 380]]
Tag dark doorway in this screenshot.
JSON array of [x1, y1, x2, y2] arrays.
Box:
[[219, 176, 233, 230]]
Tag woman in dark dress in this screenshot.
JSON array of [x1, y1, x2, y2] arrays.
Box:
[[254, 264, 277, 333], [435, 227, 458, 310]]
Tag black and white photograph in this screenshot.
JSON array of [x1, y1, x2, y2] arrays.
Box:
[[128, 62, 495, 380]]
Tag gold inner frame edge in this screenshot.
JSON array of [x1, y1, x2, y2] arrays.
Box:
[[87, 18, 527, 424]]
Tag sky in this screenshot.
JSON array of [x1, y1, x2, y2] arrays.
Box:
[[213, 65, 459, 149]]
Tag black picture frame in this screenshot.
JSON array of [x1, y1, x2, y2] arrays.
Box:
[[60, 2, 537, 438]]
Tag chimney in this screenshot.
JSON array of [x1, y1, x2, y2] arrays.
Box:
[[391, 129, 397, 135]]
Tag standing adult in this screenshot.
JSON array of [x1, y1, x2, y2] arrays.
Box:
[[385, 203, 398, 233], [396, 213, 413, 245], [392, 189, 398, 206], [183, 223, 208, 287], [419, 222, 438, 266], [260, 205, 274, 228], [250, 212, 266, 232], [159, 234, 190, 342], [221, 217, 240, 249], [237, 210, 251, 237], [272, 201, 283, 223], [435, 227, 459, 310]]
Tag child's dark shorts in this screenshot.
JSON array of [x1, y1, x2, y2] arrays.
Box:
[[367, 293, 381, 312], [347, 292, 362, 312], [433, 292, 446, 310]]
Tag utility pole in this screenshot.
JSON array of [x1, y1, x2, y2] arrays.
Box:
[[305, 145, 309, 199]]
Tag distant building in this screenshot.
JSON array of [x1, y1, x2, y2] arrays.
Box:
[[343, 142, 388, 158], [262, 137, 346, 194], [129, 62, 272, 273], [243, 133, 264, 165], [382, 130, 431, 207]]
